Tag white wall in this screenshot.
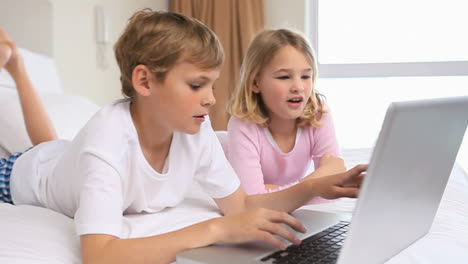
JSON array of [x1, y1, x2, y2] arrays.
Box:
[[50, 0, 168, 105], [51, 0, 304, 105], [264, 0, 307, 33]]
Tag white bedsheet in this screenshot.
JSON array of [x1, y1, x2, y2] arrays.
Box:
[[1, 148, 467, 263]]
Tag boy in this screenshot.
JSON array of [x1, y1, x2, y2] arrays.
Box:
[[2, 11, 366, 264]]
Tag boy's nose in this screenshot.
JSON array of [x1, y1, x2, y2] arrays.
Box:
[[202, 90, 216, 107]]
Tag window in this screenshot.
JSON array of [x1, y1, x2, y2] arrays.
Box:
[[308, 0, 468, 77], [307, 0, 468, 171]]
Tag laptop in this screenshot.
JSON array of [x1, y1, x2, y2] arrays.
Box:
[[177, 96, 468, 264]]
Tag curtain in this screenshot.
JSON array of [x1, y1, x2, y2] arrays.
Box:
[[170, 0, 264, 130]]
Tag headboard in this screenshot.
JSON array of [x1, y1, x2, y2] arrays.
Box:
[[0, 0, 53, 57]]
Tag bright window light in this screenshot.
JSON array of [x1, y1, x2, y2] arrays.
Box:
[[317, 76, 468, 172], [313, 0, 468, 171], [318, 0, 468, 64]]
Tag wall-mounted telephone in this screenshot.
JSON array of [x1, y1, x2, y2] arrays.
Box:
[[95, 5, 109, 44]]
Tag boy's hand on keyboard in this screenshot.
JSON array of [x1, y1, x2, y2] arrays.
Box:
[[212, 208, 306, 250]]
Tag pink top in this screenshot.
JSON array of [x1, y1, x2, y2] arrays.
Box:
[[227, 111, 340, 195]]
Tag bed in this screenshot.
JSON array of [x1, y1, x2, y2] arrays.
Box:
[[1, 148, 467, 263], [1, 0, 468, 263]]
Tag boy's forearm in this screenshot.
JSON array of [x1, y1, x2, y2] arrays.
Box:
[[82, 218, 220, 264], [245, 180, 317, 213]]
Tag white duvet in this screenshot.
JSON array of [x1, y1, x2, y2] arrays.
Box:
[[1, 149, 467, 263]]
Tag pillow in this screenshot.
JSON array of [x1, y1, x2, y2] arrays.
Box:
[[0, 47, 62, 94], [0, 88, 99, 153]]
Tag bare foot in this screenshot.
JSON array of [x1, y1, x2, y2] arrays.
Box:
[[0, 27, 12, 68], [0, 27, 21, 72], [0, 27, 12, 41]]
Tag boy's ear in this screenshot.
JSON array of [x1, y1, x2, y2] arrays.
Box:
[[252, 79, 260, 93], [132, 65, 153, 97]]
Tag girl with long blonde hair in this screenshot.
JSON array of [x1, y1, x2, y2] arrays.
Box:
[[228, 29, 346, 196]]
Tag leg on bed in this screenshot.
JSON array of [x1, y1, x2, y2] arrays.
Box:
[[0, 27, 58, 146]]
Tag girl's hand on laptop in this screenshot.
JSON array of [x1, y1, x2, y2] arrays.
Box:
[[310, 164, 368, 199], [212, 208, 306, 250]]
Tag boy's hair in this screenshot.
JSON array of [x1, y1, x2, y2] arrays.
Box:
[[114, 10, 225, 98], [228, 29, 326, 127]]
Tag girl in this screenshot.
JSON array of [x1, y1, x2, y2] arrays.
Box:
[[228, 29, 346, 196], [1, 13, 366, 264]]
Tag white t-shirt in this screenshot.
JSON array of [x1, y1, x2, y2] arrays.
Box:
[[11, 99, 240, 237]]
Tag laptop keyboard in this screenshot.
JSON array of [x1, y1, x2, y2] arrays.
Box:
[[260, 221, 350, 264]]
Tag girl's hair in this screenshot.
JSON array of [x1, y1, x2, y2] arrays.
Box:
[[228, 29, 326, 127], [114, 9, 224, 98]]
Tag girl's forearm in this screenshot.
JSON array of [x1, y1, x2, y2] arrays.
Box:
[[303, 160, 346, 181], [301, 167, 331, 180]]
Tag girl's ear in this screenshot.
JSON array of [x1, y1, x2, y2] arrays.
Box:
[[252, 79, 260, 93], [132, 65, 153, 97]]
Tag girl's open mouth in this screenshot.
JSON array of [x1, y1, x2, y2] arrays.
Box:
[[287, 97, 303, 108], [287, 98, 303, 103]]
